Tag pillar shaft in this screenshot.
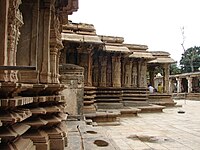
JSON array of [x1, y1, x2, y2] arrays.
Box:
[[112, 55, 121, 87], [176, 78, 182, 93], [149, 68, 155, 87], [87, 49, 93, 86], [163, 64, 170, 93], [187, 76, 193, 93], [138, 60, 147, 88], [38, 2, 51, 83], [0, 0, 9, 81], [99, 55, 107, 87]]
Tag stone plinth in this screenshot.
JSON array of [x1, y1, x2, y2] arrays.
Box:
[[95, 87, 123, 110], [148, 93, 177, 106], [83, 86, 97, 114], [122, 87, 149, 107], [60, 64, 84, 116]]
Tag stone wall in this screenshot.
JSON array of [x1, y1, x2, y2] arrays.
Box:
[[60, 64, 84, 115]]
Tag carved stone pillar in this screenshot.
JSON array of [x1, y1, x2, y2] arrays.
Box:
[[163, 64, 170, 93], [99, 55, 107, 87], [138, 60, 147, 88], [131, 61, 138, 87], [38, 1, 52, 83], [169, 78, 173, 93], [92, 55, 99, 87], [50, 47, 59, 83], [176, 78, 182, 93], [124, 59, 132, 87], [149, 67, 155, 87], [87, 48, 93, 86], [0, 0, 9, 81], [7, 0, 24, 82], [50, 10, 63, 83], [187, 76, 193, 93], [112, 55, 121, 87]]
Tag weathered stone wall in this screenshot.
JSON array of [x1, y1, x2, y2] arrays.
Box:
[[60, 64, 84, 115]]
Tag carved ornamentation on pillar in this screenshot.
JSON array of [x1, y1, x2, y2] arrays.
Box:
[[163, 64, 170, 93], [50, 4, 64, 83], [132, 61, 138, 87], [99, 55, 107, 87], [138, 60, 147, 88], [92, 55, 99, 86], [124, 59, 132, 87], [112, 55, 121, 87], [7, 0, 23, 82], [87, 47, 93, 86]]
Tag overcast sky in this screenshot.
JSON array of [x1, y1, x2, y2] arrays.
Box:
[[69, 0, 200, 63]]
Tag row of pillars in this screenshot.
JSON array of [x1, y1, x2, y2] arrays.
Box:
[[170, 76, 193, 93]]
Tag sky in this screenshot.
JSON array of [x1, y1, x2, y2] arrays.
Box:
[[69, 0, 200, 63]]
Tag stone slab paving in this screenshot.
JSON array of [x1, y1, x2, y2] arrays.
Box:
[[101, 100, 200, 150]]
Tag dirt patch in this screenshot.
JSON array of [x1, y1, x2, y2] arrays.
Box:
[[127, 135, 174, 143], [86, 130, 97, 134], [94, 140, 109, 147]]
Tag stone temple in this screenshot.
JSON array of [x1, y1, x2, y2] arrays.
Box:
[[0, 0, 179, 149]]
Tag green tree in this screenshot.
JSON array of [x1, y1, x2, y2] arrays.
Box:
[[180, 46, 200, 73], [170, 63, 181, 75]]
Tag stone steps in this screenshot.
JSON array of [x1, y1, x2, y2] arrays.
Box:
[[148, 94, 176, 106]]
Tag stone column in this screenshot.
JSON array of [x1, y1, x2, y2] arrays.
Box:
[[149, 67, 155, 87], [138, 60, 147, 88], [38, 1, 52, 83], [124, 59, 132, 87], [112, 55, 121, 87], [187, 76, 193, 93], [50, 12, 63, 83], [131, 61, 138, 87], [163, 64, 170, 93], [6, 0, 24, 82], [50, 47, 59, 83], [0, 0, 9, 81], [99, 55, 107, 87], [169, 78, 173, 93], [92, 55, 99, 87], [87, 48, 93, 86], [176, 77, 182, 93]]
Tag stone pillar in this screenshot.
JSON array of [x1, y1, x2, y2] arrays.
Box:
[[50, 12, 63, 83], [0, 0, 9, 81], [149, 68, 155, 87], [176, 77, 182, 93], [131, 61, 138, 87], [169, 78, 173, 93], [112, 55, 121, 87], [124, 59, 132, 87], [99, 55, 107, 87], [7, 0, 24, 82], [138, 60, 147, 88], [87, 48, 93, 86], [38, 1, 52, 83], [163, 64, 170, 93], [50, 47, 59, 83], [187, 76, 193, 93], [92, 55, 99, 87]]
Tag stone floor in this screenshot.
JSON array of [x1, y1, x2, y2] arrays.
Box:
[[102, 100, 200, 150], [66, 100, 200, 150]]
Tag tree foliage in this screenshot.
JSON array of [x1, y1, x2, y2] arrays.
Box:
[[180, 46, 200, 73], [170, 63, 181, 75]]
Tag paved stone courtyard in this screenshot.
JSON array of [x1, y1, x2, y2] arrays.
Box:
[[102, 100, 200, 150]]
